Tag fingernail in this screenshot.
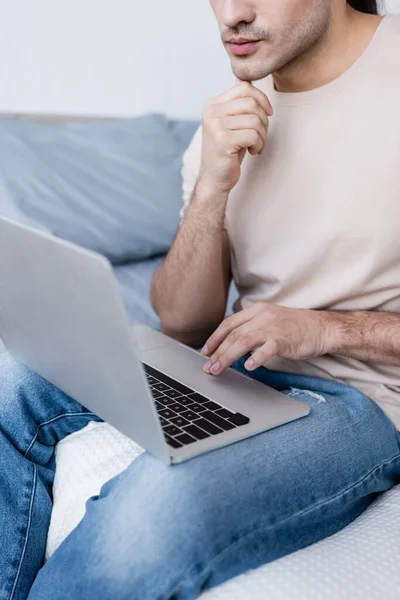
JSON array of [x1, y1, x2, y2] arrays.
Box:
[[201, 344, 209, 355], [269, 106, 274, 117], [211, 361, 221, 374], [245, 358, 255, 370], [204, 360, 212, 371]]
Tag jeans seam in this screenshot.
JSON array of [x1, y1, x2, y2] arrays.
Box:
[[169, 450, 400, 599], [9, 464, 37, 600], [24, 412, 97, 459]]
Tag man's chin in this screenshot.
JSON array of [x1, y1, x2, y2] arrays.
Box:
[[232, 63, 275, 83]]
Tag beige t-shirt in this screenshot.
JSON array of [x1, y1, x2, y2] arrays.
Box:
[[179, 13, 400, 431]]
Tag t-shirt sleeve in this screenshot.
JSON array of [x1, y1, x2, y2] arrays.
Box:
[[179, 124, 203, 226]]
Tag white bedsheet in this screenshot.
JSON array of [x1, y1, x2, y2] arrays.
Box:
[[46, 421, 400, 599]]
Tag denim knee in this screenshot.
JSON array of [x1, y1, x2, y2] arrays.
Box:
[[0, 351, 45, 386], [0, 352, 42, 412], [0, 351, 90, 441], [0, 351, 28, 378]]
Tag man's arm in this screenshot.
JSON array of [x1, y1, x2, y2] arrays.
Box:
[[150, 179, 232, 349], [197, 302, 400, 375], [321, 310, 400, 366], [150, 79, 272, 349]]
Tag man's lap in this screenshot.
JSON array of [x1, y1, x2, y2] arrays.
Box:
[[28, 357, 400, 599]]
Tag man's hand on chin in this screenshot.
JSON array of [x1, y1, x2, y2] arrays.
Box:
[[200, 302, 336, 375]]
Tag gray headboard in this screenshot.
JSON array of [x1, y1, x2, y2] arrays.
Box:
[[0, 112, 117, 123]]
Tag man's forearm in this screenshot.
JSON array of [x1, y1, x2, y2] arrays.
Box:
[[322, 310, 400, 365], [150, 179, 231, 346]]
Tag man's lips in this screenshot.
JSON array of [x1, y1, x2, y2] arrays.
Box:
[[228, 39, 261, 55]]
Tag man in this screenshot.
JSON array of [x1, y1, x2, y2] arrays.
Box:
[[1, 1, 400, 599]]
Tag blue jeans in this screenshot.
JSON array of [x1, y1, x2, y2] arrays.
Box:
[[0, 351, 400, 600]]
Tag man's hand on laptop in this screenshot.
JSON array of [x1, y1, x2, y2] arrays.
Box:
[[200, 302, 333, 375]]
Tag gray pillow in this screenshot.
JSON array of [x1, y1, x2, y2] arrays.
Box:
[[0, 114, 200, 263]]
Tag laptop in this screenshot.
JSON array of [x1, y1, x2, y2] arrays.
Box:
[[0, 216, 310, 464]]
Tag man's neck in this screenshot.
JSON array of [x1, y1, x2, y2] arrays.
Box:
[[272, 7, 383, 93]]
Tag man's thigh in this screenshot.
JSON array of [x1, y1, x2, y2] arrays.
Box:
[[30, 374, 400, 600]]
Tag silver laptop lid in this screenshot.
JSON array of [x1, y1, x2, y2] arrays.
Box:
[[0, 216, 169, 463]]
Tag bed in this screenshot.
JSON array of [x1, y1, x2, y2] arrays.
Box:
[[0, 114, 399, 599]]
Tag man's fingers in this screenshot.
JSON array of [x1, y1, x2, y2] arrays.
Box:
[[200, 306, 258, 357], [212, 79, 273, 117], [230, 129, 264, 155], [235, 76, 252, 85], [203, 325, 265, 375], [223, 98, 270, 136], [235, 81, 273, 117], [244, 340, 278, 370], [204, 338, 279, 376]]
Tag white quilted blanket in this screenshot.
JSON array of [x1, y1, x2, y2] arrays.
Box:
[[46, 422, 400, 599]]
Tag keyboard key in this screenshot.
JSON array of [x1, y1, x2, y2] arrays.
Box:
[[188, 402, 207, 414], [202, 400, 223, 411], [152, 382, 172, 392], [150, 388, 166, 399], [165, 434, 182, 449], [155, 400, 165, 411], [167, 380, 196, 396], [173, 396, 195, 407], [158, 408, 178, 420], [183, 424, 210, 440], [186, 392, 211, 404], [229, 412, 250, 426], [194, 418, 223, 436], [175, 433, 197, 445], [168, 402, 190, 414], [159, 417, 169, 427], [169, 415, 190, 427], [202, 411, 236, 431], [146, 376, 158, 385], [163, 424, 182, 436], [163, 389, 185, 399], [214, 408, 235, 419], [179, 410, 198, 421], [155, 395, 175, 407], [142, 363, 194, 395]]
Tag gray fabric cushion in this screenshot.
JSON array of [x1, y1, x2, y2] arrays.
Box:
[[0, 114, 199, 263]]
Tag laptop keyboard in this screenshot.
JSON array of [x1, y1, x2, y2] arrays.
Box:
[[142, 363, 250, 449]]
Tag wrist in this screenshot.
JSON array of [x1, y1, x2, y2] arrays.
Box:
[[196, 173, 232, 199], [317, 310, 364, 355], [190, 178, 230, 225]]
